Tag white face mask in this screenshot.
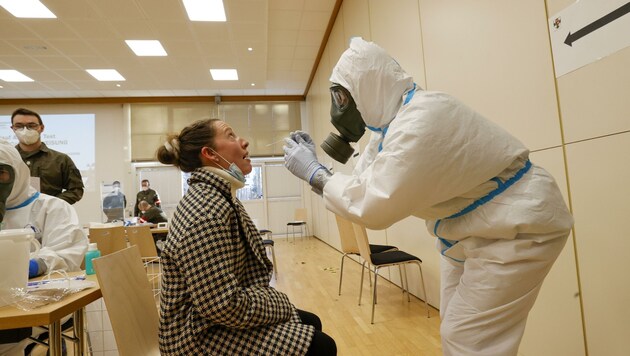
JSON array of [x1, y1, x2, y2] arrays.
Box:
[[15, 127, 40, 145], [142, 186, 149, 191]]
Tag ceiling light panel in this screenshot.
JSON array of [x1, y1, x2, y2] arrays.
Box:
[[210, 69, 238, 80], [182, 0, 226, 22], [86, 69, 126, 81], [0, 70, 34, 82], [125, 40, 168, 56], [0, 0, 56, 18]]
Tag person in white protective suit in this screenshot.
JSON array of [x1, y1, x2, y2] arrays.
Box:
[[283, 38, 574, 355], [0, 140, 88, 356]]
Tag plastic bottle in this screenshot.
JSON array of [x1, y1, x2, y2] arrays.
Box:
[[85, 242, 101, 275]]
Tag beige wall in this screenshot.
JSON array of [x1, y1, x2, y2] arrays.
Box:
[[304, 0, 629, 354]]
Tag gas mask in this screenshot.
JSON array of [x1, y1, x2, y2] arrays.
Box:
[[0, 164, 15, 223], [321, 84, 366, 164]]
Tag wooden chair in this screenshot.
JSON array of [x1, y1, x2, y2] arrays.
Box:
[[88, 226, 127, 256], [352, 222, 430, 323], [126, 225, 161, 296], [93, 246, 160, 356], [286, 208, 309, 242], [126, 225, 159, 257], [335, 214, 397, 296]]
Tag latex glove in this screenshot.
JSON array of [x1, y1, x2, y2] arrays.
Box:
[[29, 258, 40, 278], [283, 136, 325, 184], [290, 131, 316, 155]]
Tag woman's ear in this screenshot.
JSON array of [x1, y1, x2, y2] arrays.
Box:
[[200, 147, 220, 165]]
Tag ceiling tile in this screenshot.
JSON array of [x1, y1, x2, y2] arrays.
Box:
[[300, 11, 330, 31], [268, 10, 302, 30], [304, 0, 336, 12], [47, 40, 98, 56], [268, 46, 295, 60], [294, 45, 319, 59], [0, 56, 46, 70], [268, 30, 298, 45], [88, 0, 145, 19], [136, 0, 187, 20], [297, 30, 324, 46], [270, 0, 305, 11]]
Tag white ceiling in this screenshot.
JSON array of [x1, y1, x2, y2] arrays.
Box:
[[0, 0, 338, 100]]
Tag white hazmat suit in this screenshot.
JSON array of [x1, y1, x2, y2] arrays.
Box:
[[284, 38, 574, 355]]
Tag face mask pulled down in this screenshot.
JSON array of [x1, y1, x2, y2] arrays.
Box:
[[208, 148, 246, 183], [15, 128, 40, 145]]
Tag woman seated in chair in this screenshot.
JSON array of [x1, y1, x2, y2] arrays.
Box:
[[156, 119, 336, 356]]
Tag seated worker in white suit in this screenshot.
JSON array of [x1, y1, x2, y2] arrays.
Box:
[[0, 140, 88, 356], [283, 38, 574, 355]]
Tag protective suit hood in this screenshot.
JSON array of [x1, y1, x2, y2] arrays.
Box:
[[0, 140, 36, 208], [329, 38, 414, 129]]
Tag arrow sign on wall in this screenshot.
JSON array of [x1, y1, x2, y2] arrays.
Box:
[[564, 2, 630, 46]]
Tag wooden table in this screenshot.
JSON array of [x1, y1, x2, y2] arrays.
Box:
[[0, 273, 101, 356]]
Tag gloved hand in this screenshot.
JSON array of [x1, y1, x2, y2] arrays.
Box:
[[283, 135, 324, 184], [290, 131, 316, 155], [29, 258, 40, 278]]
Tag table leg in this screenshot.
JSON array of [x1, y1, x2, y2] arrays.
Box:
[[48, 320, 62, 356], [73, 309, 85, 355]]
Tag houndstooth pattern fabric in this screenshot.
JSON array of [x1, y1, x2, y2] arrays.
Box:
[[159, 169, 314, 355]]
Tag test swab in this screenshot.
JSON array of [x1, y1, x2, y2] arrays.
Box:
[[265, 139, 285, 147]]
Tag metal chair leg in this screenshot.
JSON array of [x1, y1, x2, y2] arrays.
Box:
[[358, 261, 366, 306], [338, 253, 348, 295], [269, 246, 277, 280], [371, 267, 380, 324], [415, 261, 430, 318]]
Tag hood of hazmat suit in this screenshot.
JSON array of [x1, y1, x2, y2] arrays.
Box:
[[0, 140, 87, 272]]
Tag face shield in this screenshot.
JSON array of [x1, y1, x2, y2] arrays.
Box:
[[0, 164, 15, 223], [321, 85, 366, 164]]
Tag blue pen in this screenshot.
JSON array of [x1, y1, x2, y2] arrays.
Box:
[[28, 275, 86, 287]]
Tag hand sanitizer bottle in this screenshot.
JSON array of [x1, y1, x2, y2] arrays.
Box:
[[85, 243, 101, 275]]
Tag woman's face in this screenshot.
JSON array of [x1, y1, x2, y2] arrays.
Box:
[[210, 121, 252, 175]]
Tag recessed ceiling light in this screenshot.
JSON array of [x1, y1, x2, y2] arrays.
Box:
[[86, 69, 125, 81], [116, 84, 121, 87], [247, 47, 253, 52], [0, 70, 34, 82], [209, 69, 238, 81], [0, 0, 56, 18], [0, 85, 4, 88], [183, 0, 226, 21], [125, 40, 167, 56], [250, 83, 255, 86]]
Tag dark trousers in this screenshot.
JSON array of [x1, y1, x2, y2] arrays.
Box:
[[297, 309, 337, 356]]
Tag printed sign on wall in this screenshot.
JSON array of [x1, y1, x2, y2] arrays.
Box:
[[549, 0, 630, 77]]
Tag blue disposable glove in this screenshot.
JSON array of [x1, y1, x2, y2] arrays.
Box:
[[283, 134, 325, 184], [29, 258, 40, 278]]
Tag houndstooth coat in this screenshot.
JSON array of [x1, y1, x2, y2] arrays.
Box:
[[158, 169, 314, 355]]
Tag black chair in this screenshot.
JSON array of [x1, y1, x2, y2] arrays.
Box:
[[334, 214, 397, 296], [286, 208, 308, 242], [352, 222, 430, 323]]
